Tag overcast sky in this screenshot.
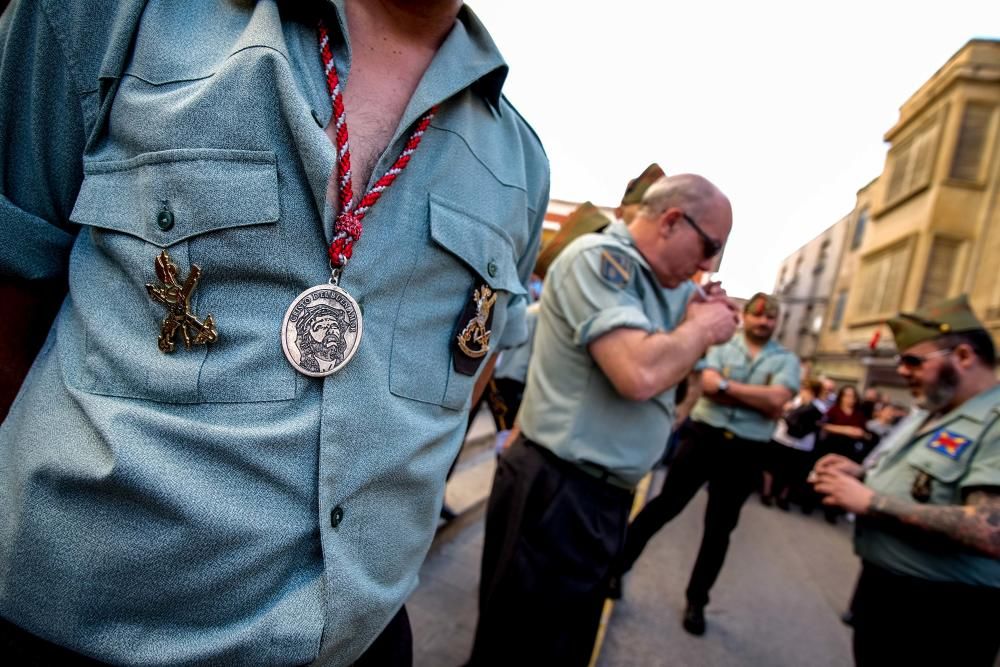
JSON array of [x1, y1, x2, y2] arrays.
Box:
[[471, 1, 1000, 297]]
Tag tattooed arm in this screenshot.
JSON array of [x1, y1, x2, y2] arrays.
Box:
[[868, 488, 1000, 559], [813, 471, 1000, 558]]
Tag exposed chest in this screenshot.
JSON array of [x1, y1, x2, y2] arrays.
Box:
[[324, 47, 429, 206]]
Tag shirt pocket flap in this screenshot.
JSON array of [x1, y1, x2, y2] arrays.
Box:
[[429, 194, 526, 296], [908, 445, 975, 483], [71, 149, 279, 246]]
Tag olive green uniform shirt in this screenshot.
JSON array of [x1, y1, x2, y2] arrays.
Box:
[[855, 384, 1000, 587]]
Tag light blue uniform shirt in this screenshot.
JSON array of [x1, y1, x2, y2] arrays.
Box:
[[519, 222, 695, 486], [690, 334, 800, 442], [855, 384, 1000, 587], [0, 1, 548, 664], [493, 302, 538, 384]]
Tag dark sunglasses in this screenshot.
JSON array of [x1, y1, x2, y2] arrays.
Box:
[[895, 347, 953, 369], [682, 213, 722, 259]]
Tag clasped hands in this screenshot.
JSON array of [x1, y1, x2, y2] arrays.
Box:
[[809, 454, 875, 515], [686, 281, 739, 346]]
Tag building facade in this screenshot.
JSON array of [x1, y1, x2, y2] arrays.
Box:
[[773, 215, 851, 362], [813, 39, 1000, 397]]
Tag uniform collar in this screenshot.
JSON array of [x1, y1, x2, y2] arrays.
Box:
[[603, 221, 651, 269], [325, 1, 508, 114], [733, 332, 782, 358], [916, 382, 1000, 436]]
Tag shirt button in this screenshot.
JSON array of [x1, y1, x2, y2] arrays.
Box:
[[330, 506, 344, 528], [487, 260, 498, 277], [157, 208, 174, 231]]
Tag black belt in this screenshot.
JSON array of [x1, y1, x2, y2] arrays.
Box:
[[522, 438, 635, 492]]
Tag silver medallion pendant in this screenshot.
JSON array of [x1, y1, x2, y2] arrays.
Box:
[[281, 284, 363, 377]]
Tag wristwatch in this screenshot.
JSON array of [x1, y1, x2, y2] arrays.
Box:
[[718, 378, 730, 394]]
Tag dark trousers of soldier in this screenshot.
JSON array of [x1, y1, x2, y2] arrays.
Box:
[[469, 437, 633, 667], [850, 561, 1000, 667], [0, 606, 413, 667], [619, 421, 765, 607]]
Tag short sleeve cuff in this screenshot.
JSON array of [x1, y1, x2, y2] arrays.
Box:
[[495, 294, 528, 350], [0, 194, 75, 281], [574, 305, 653, 347]]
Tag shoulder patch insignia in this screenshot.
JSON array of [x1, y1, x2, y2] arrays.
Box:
[[599, 249, 632, 289], [926, 428, 973, 460]]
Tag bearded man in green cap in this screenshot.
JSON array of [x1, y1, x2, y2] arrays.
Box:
[[812, 294, 1000, 667]]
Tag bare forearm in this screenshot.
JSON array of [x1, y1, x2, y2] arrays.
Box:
[[638, 321, 713, 396], [591, 322, 711, 402], [867, 490, 1000, 559], [710, 382, 787, 418]]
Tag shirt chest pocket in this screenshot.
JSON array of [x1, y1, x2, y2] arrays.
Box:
[[721, 362, 750, 382], [906, 438, 979, 505], [67, 149, 295, 403], [389, 195, 526, 410]]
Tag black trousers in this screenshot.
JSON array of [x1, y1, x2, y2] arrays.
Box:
[[0, 605, 412, 667], [620, 420, 765, 607], [469, 438, 633, 667], [850, 562, 1000, 667]]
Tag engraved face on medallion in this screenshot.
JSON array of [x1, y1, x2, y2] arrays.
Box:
[[282, 285, 363, 376]]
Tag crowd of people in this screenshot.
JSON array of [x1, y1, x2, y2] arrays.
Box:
[[0, 2, 997, 667], [762, 381, 909, 520]]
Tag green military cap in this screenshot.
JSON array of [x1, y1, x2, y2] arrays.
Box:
[[535, 201, 611, 278], [620, 163, 665, 206], [744, 292, 780, 317], [887, 294, 987, 352]]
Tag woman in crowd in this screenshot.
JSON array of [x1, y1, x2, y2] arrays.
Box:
[[762, 379, 826, 510], [815, 385, 870, 522]]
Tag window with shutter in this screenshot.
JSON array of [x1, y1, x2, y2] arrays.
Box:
[[851, 208, 869, 250], [918, 237, 960, 307], [884, 121, 941, 206], [949, 104, 993, 182], [886, 146, 911, 203], [852, 242, 913, 320], [829, 290, 847, 331]]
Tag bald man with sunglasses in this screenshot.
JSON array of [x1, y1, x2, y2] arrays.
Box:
[[812, 295, 1000, 666], [469, 173, 739, 666]]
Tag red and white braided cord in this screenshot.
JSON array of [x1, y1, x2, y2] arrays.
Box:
[[318, 20, 437, 269]]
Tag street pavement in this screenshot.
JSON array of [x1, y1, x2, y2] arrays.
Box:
[[409, 440, 861, 667], [596, 473, 858, 667]]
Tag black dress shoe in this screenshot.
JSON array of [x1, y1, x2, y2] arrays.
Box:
[[776, 497, 791, 511], [682, 604, 706, 636], [760, 494, 773, 507]]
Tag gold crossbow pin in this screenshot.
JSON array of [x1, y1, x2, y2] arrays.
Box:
[[145, 249, 218, 353], [457, 284, 497, 359]]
